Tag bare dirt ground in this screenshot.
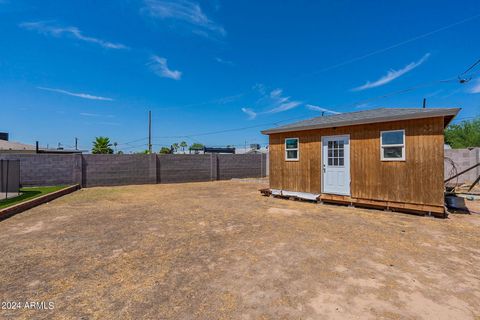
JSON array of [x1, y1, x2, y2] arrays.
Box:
[[0, 179, 479, 320]]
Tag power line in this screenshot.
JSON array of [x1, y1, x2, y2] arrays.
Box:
[[333, 66, 479, 111], [339, 77, 458, 109], [120, 77, 460, 146], [119, 78, 461, 149], [116, 64, 477, 151], [120, 143, 149, 150], [149, 116, 309, 140], [290, 13, 480, 81], [460, 58, 480, 76], [116, 137, 148, 146], [458, 57, 480, 83]]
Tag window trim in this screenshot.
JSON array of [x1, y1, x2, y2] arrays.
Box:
[[285, 138, 299, 161], [380, 129, 405, 161]]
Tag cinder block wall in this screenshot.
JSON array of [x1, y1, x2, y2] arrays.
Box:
[[0, 154, 82, 186], [157, 154, 267, 183], [217, 154, 266, 180], [0, 153, 267, 187], [157, 154, 214, 183], [82, 154, 157, 187], [444, 148, 480, 184]]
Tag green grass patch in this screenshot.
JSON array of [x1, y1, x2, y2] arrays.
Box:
[[0, 186, 66, 209]]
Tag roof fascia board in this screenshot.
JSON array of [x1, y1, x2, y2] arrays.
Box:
[[261, 109, 459, 135]]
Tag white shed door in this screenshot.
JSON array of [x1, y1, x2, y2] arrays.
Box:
[[322, 135, 350, 196]]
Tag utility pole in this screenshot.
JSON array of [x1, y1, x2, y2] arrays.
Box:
[[148, 110, 152, 154], [75, 137, 78, 150]]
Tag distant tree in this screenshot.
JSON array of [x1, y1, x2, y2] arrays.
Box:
[[189, 143, 204, 154], [159, 147, 171, 154], [113, 142, 118, 153], [445, 118, 480, 148], [172, 142, 179, 153], [92, 136, 114, 154], [117, 150, 124, 154], [189, 143, 204, 150], [180, 141, 188, 153]]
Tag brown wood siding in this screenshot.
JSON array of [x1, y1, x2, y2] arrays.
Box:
[[268, 117, 445, 207]]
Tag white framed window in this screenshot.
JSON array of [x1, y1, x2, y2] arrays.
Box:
[[285, 138, 299, 161], [380, 129, 405, 161]]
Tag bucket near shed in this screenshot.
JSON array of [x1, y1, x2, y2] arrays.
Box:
[[445, 195, 469, 213]]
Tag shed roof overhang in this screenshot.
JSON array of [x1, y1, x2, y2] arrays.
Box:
[[261, 108, 461, 135]]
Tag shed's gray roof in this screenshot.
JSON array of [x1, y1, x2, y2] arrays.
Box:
[[261, 107, 460, 134]]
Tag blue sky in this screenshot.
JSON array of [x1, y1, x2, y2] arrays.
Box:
[[1, 0, 479, 152]]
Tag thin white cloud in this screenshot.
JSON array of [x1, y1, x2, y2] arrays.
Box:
[[80, 112, 100, 117], [143, 0, 225, 38], [253, 83, 266, 95], [37, 87, 114, 101], [148, 55, 182, 80], [79, 112, 115, 118], [352, 53, 431, 91], [266, 101, 302, 114], [215, 57, 234, 65], [270, 88, 286, 101], [354, 103, 372, 109], [468, 79, 480, 94], [20, 21, 128, 49], [264, 88, 301, 114], [242, 86, 302, 119], [178, 93, 243, 108], [213, 93, 243, 104], [241, 107, 257, 119], [305, 104, 341, 114], [97, 121, 121, 126]]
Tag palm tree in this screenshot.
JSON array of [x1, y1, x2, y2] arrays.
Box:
[[92, 136, 114, 154], [180, 141, 188, 154], [172, 142, 179, 154]]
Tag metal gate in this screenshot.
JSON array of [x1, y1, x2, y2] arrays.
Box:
[[0, 160, 20, 200]]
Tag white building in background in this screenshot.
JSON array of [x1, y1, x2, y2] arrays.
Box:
[[234, 146, 269, 154]]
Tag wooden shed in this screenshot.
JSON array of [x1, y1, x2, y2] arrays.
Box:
[[261, 108, 460, 218]]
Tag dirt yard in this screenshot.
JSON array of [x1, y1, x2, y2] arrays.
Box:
[[0, 179, 479, 319]]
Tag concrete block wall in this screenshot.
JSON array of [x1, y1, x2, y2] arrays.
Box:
[[157, 154, 214, 183], [444, 148, 480, 184], [0, 154, 82, 186], [0, 153, 267, 187], [82, 154, 157, 187], [217, 154, 267, 180]]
